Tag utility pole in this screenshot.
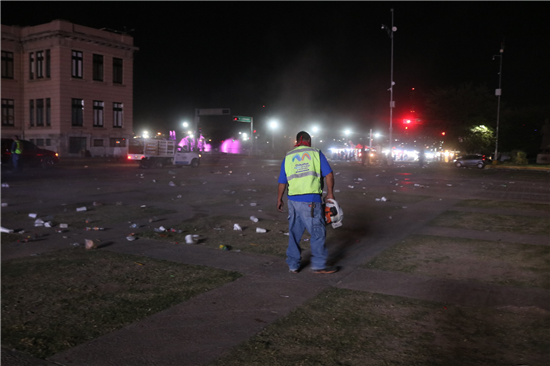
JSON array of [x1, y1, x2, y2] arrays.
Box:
[[493, 40, 504, 162], [382, 9, 396, 165]]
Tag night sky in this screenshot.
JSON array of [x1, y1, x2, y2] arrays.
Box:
[[3, 1, 549, 144]]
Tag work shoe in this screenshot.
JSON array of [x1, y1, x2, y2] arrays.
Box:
[[311, 266, 339, 274]]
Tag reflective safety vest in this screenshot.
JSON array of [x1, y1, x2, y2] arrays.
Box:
[[12, 140, 22, 154], [284, 146, 322, 196]]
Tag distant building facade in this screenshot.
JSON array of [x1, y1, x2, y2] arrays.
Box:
[[1, 19, 138, 156]]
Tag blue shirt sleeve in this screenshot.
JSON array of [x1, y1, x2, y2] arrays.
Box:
[[278, 158, 288, 184], [319, 150, 332, 177]]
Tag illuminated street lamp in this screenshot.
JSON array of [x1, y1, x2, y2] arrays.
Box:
[[269, 120, 278, 150], [382, 8, 396, 165], [143, 130, 149, 138], [182, 122, 188, 128], [312, 126, 319, 146]]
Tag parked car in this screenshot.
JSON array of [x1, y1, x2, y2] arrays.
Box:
[[453, 154, 489, 169], [1, 138, 59, 169]]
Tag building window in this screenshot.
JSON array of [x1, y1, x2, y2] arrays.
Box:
[[36, 138, 44, 146], [93, 54, 103, 81], [46, 138, 51, 146], [110, 138, 126, 147], [93, 100, 104, 127], [71, 50, 83, 78], [45, 50, 50, 78], [29, 52, 34, 80], [113, 57, 123, 84], [113, 102, 123, 128], [36, 51, 44, 78], [71, 98, 84, 126], [93, 139, 104, 147], [2, 99, 14, 126], [46, 98, 51, 126], [1, 51, 14, 79], [30, 100, 35, 126], [36, 99, 44, 126]]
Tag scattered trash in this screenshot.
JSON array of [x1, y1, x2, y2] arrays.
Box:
[[129, 223, 139, 228], [72, 243, 80, 247], [234, 224, 242, 231], [446, 184, 452, 187], [134, 262, 144, 265], [213, 227, 224, 231], [334, 190, 340, 193], [389, 216, 392, 219], [93, 201, 103, 206], [85, 239, 96, 250], [185, 234, 199, 244], [1, 226, 14, 234], [85, 227, 104, 231], [76, 207, 87, 212], [34, 219, 44, 227], [126, 236, 136, 241], [256, 228, 267, 233], [44, 222, 52, 228], [168, 181, 176, 186], [1, 183, 9, 188], [375, 197, 387, 202], [501, 184, 507, 187], [357, 178, 363, 181], [152, 179, 156, 183], [219, 245, 231, 250], [348, 185, 354, 189], [250, 203, 257, 206], [1, 203, 7, 207], [177, 195, 182, 198], [116, 201, 123, 206], [59, 223, 68, 228], [302, 238, 310, 242], [168, 170, 176, 175], [402, 206, 407, 209], [250, 216, 259, 223], [29, 213, 38, 218]]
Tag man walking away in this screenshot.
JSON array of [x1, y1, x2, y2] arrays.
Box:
[[11, 135, 22, 172], [277, 131, 338, 274]]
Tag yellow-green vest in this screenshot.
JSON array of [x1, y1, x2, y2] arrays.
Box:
[[12, 140, 22, 154], [284, 146, 322, 196]]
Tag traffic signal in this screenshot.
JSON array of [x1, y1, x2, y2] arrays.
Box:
[[233, 117, 239, 121], [441, 132, 446, 136], [253, 130, 256, 133]]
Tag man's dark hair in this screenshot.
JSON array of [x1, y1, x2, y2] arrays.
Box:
[[296, 131, 311, 142]]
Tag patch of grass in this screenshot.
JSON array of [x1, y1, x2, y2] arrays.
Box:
[[365, 235, 550, 289], [210, 287, 550, 366], [1, 248, 241, 359], [457, 199, 550, 212], [430, 211, 550, 235]]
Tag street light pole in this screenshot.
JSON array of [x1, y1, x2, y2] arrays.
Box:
[[382, 9, 396, 165], [493, 41, 504, 162]]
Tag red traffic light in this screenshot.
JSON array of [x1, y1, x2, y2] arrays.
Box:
[[253, 130, 256, 133], [441, 132, 446, 136], [233, 117, 238, 121]]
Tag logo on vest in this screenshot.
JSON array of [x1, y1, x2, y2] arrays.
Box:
[[292, 153, 311, 162]]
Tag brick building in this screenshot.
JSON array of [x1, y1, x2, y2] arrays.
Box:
[[1, 19, 138, 156]]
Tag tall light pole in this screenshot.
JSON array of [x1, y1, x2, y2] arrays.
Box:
[[382, 8, 396, 165], [493, 41, 504, 162]]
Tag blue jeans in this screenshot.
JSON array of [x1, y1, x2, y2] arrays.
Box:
[[12, 153, 20, 171], [286, 200, 327, 270]]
